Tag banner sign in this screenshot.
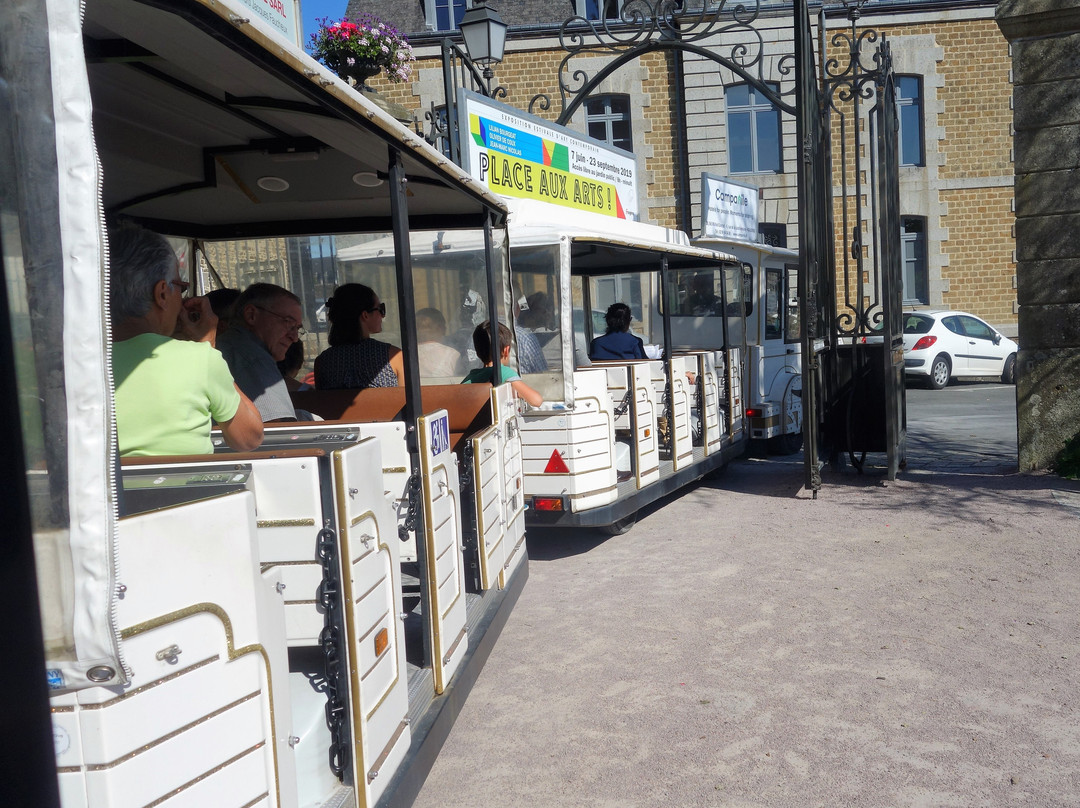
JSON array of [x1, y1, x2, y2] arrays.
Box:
[[230, 0, 300, 46], [700, 173, 759, 243], [460, 91, 639, 221]]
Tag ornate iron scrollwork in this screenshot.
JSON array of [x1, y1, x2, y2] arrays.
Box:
[[527, 0, 796, 124], [821, 0, 896, 343]]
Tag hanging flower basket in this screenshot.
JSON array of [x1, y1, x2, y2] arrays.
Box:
[[309, 15, 415, 87]]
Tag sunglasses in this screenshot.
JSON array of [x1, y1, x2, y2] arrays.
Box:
[[367, 302, 387, 316], [169, 278, 190, 293]]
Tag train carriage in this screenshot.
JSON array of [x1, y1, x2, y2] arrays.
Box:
[[2, 0, 529, 805]]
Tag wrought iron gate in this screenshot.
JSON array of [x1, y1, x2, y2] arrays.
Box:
[[435, 0, 906, 494], [795, 0, 906, 494]]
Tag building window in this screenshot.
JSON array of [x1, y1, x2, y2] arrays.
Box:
[[427, 0, 467, 31], [896, 75, 924, 167], [901, 216, 929, 305], [726, 82, 781, 174], [585, 94, 632, 152], [576, 0, 623, 19]]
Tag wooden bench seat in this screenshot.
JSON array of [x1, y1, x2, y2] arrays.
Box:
[[291, 383, 493, 454]]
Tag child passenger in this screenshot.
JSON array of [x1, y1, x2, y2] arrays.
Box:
[[461, 320, 544, 407]]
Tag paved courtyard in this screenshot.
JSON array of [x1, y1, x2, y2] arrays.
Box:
[[414, 383, 1080, 807]]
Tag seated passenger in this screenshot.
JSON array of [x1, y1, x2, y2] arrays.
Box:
[[217, 282, 307, 422], [314, 283, 405, 390], [590, 303, 647, 360], [277, 340, 310, 392], [461, 321, 544, 407], [416, 307, 462, 377], [206, 287, 240, 339], [687, 272, 721, 316], [109, 225, 262, 456]]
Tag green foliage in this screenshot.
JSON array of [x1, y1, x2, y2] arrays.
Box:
[[1057, 432, 1080, 480]]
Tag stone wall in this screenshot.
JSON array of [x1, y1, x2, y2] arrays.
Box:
[[997, 0, 1080, 471]]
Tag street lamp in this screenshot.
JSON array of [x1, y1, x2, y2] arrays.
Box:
[[429, 3, 509, 166], [458, 3, 507, 83]]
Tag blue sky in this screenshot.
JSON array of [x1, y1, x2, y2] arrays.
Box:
[[300, 0, 348, 48]]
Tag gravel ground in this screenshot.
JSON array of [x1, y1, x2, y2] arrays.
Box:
[[414, 406, 1080, 807]]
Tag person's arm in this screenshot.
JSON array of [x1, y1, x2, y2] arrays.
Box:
[[390, 346, 405, 386], [511, 378, 544, 407], [217, 385, 264, 451]]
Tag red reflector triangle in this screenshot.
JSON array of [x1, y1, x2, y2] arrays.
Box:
[[543, 449, 570, 474]]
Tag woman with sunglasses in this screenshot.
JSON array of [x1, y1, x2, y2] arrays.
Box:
[[314, 283, 404, 390]]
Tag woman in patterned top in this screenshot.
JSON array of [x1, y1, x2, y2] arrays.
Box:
[[313, 283, 405, 389]]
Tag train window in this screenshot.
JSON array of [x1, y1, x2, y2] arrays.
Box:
[[765, 267, 782, 340], [785, 263, 801, 343], [510, 244, 565, 400], [671, 268, 724, 316], [202, 229, 512, 387]]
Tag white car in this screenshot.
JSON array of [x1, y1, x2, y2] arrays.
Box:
[[903, 310, 1018, 389]]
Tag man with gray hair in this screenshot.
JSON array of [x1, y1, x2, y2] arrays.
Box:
[[109, 225, 263, 456], [217, 282, 306, 422]]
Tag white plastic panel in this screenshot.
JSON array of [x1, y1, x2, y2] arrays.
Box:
[[54, 491, 295, 808], [519, 368, 617, 513], [471, 423, 505, 592], [332, 437, 409, 808], [693, 352, 724, 454], [350, 422, 411, 562], [490, 384, 527, 588], [417, 410, 468, 693], [628, 363, 661, 486]]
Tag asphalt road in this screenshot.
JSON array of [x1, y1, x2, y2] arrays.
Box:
[[903, 380, 1018, 475], [413, 380, 1080, 808]]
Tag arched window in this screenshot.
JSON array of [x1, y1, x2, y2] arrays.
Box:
[[726, 82, 782, 174]]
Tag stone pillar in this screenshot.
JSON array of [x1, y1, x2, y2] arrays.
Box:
[[997, 0, 1080, 471]]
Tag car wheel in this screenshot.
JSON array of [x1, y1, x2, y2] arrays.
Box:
[[928, 354, 951, 390], [1001, 353, 1017, 385]]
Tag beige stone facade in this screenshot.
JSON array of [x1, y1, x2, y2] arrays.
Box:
[[363, 1, 1017, 334]]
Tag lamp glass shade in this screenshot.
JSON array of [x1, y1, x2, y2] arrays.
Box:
[[459, 4, 507, 65]]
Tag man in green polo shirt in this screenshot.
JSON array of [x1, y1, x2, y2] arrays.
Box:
[[109, 226, 263, 456]]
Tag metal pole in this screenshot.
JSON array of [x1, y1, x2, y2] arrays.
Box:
[[387, 145, 432, 668], [483, 213, 501, 381], [442, 38, 462, 166]]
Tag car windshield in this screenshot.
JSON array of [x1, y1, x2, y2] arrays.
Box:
[[903, 314, 934, 334]]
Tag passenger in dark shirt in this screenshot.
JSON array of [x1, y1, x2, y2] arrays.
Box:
[[589, 303, 647, 361]]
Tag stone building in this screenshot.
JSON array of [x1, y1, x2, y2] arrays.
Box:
[[349, 0, 1017, 335]]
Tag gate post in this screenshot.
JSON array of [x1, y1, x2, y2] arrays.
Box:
[[997, 0, 1080, 472]]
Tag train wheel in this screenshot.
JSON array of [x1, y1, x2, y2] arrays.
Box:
[[768, 432, 804, 455], [600, 512, 637, 536]]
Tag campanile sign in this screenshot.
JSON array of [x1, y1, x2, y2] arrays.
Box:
[[700, 173, 759, 242]]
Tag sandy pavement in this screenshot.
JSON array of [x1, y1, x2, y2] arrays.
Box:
[[413, 454, 1080, 808]]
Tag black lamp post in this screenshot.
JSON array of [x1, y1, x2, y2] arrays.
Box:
[[434, 3, 508, 166], [459, 3, 507, 86]]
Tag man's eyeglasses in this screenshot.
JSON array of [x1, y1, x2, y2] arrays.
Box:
[[254, 304, 306, 336], [169, 278, 190, 293], [367, 302, 387, 316]]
